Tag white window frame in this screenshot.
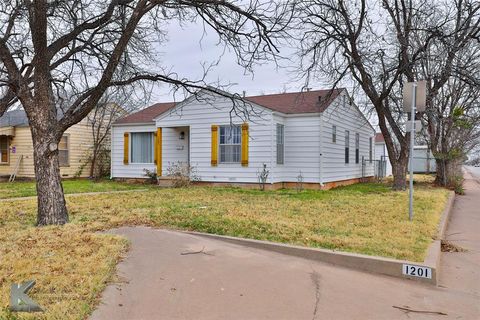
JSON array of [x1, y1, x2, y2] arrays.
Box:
[[0, 136, 9, 164], [58, 135, 70, 167], [276, 123, 284, 165], [219, 125, 241, 164], [130, 132, 155, 164]]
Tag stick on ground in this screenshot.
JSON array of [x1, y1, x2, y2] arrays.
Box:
[[392, 305, 447, 316]]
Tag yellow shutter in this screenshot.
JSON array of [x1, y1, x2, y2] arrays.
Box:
[[211, 125, 218, 166], [156, 128, 162, 176], [241, 123, 249, 167], [123, 132, 129, 165]]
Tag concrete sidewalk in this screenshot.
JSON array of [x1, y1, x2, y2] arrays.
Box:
[[90, 176, 480, 320], [438, 169, 480, 301]]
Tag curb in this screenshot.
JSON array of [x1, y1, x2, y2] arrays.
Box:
[[187, 191, 456, 285]]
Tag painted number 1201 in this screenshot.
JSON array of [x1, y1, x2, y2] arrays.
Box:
[[402, 264, 432, 279]]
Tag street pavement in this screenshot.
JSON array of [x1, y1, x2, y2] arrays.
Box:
[[90, 170, 480, 320], [465, 165, 480, 180]]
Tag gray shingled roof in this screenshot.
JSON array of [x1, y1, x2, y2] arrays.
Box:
[[0, 109, 29, 128]]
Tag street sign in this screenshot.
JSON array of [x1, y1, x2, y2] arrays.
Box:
[[406, 120, 422, 133], [403, 81, 427, 112]]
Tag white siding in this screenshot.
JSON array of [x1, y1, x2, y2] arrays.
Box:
[[411, 147, 436, 173], [321, 92, 375, 183], [163, 127, 189, 169], [111, 124, 157, 178], [112, 91, 376, 184], [272, 114, 321, 183], [156, 95, 274, 183], [375, 142, 393, 176]]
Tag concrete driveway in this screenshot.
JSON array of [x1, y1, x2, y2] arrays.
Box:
[[90, 172, 480, 320]]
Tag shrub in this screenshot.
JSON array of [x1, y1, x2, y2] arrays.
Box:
[[143, 169, 158, 184], [451, 176, 465, 195], [296, 171, 304, 193], [166, 162, 200, 188], [257, 163, 270, 191]]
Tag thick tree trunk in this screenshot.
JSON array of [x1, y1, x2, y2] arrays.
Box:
[[434, 158, 461, 187], [32, 132, 69, 226], [391, 156, 409, 190]]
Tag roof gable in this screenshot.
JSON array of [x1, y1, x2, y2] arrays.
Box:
[[0, 110, 29, 128], [375, 133, 385, 143], [115, 88, 346, 125], [245, 89, 343, 114], [114, 102, 176, 125]]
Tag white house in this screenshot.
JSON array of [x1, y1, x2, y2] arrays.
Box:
[[411, 145, 436, 173], [111, 88, 376, 189]]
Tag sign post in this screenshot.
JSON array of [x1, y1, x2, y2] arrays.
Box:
[[403, 81, 426, 221], [408, 84, 416, 221]]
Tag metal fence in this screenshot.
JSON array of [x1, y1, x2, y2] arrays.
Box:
[[361, 156, 387, 182], [361, 157, 388, 181]]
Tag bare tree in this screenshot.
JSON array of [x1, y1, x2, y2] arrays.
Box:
[[0, 0, 291, 225], [86, 88, 138, 179], [296, 0, 480, 190], [423, 77, 480, 186], [417, 30, 480, 186]]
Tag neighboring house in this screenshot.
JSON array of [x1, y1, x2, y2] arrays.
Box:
[[374, 133, 436, 176], [0, 109, 94, 179], [111, 88, 376, 189], [411, 145, 436, 173], [374, 133, 393, 177]]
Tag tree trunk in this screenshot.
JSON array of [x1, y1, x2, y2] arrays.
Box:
[[33, 134, 69, 226], [391, 156, 409, 190], [434, 158, 461, 187], [89, 148, 98, 178]]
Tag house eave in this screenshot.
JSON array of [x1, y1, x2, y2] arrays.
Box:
[[0, 126, 15, 136], [112, 121, 155, 127]]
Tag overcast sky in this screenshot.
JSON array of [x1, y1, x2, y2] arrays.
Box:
[[149, 20, 309, 103], [139, 20, 379, 129]]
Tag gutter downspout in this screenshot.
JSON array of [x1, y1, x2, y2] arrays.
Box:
[[110, 126, 114, 180], [319, 113, 324, 188], [270, 112, 274, 186]]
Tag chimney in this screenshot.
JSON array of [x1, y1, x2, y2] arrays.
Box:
[[242, 90, 246, 98]]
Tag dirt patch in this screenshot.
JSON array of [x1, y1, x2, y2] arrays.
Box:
[[441, 240, 467, 253]]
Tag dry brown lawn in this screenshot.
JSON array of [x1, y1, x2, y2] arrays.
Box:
[[0, 176, 449, 319]]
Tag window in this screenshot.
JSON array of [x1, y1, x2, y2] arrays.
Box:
[[220, 125, 241, 163], [332, 125, 336, 143], [58, 135, 69, 167], [345, 130, 349, 164], [276, 124, 284, 164], [369, 137, 373, 163], [0, 136, 8, 164], [131, 132, 154, 163], [355, 133, 360, 164]]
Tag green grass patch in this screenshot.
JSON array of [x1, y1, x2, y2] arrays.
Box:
[[0, 179, 147, 199], [0, 176, 450, 319]]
